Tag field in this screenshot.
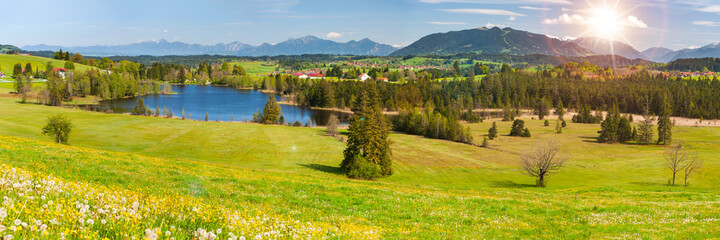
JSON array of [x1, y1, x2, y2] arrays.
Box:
[[1, 86, 720, 237], [0, 54, 97, 75], [232, 61, 279, 75]]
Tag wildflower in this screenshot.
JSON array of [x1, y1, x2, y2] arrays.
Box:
[[87, 219, 94, 225], [4, 234, 13, 240], [13, 219, 21, 226]]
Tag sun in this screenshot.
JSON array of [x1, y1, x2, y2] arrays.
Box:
[[588, 7, 624, 40]]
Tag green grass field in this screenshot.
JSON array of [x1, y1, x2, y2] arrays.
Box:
[[0, 54, 97, 75], [232, 61, 278, 75], [1, 93, 720, 238]]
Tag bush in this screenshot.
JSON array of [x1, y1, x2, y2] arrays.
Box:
[[481, 137, 489, 147], [293, 121, 302, 127], [42, 114, 73, 144], [510, 120, 525, 136], [346, 155, 381, 180], [544, 119, 550, 126], [488, 122, 498, 140]]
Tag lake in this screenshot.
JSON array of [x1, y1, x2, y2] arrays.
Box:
[[90, 85, 351, 125]]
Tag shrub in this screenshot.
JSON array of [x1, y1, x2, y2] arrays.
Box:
[[544, 119, 550, 126], [346, 155, 381, 180]]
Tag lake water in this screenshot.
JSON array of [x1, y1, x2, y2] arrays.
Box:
[[91, 85, 350, 125]]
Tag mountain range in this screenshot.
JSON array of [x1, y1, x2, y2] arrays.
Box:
[[22, 36, 398, 57], [390, 27, 593, 57], [16, 27, 720, 62]]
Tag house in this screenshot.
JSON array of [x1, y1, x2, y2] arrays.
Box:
[[298, 74, 309, 79], [308, 73, 325, 79], [0, 72, 5, 78], [358, 73, 371, 81], [377, 77, 389, 82], [53, 68, 67, 78]]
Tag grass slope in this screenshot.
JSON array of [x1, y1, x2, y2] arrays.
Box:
[[0, 96, 719, 191], [0, 54, 96, 75], [2, 135, 720, 238]]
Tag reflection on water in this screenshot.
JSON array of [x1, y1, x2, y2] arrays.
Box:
[[85, 85, 350, 125]]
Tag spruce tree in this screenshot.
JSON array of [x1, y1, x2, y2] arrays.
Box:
[[657, 98, 673, 145], [488, 122, 498, 139], [637, 104, 655, 145], [261, 95, 282, 124], [341, 81, 392, 179], [556, 99, 566, 120]]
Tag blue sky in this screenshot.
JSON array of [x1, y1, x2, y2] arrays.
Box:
[[1, 0, 720, 51]]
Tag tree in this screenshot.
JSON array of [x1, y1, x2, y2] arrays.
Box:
[[535, 97, 551, 120], [520, 140, 566, 187], [665, 144, 689, 186], [14, 75, 25, 94], [637, 104, 655, 145], [341, 81, 392, 179], [555, 119, 563, 133], [544, 119, 550, 126], [70, 53, 84, 63], [46, 72, 71, 106], [510, 119, 530, 137], [205, 112, 209, 122], [488, 122, 498, 139], [155, 106, 160, 117], [261, 95, 282, 124], [232, 65, 246, 76], [42, 114, 73, 144], [657, 100, 673, 145], [327, 114, 339, 137], [617, 116, 633, 143], [181, 107, 186, 120], [131, 98, 148, 115], [12, 63, 22, 77], [24, 63, 33, 77], [683, 156, 703, 187], [64, 61, 75, 71], [555, 99, 566, 120]]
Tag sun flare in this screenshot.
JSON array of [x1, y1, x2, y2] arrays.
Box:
[[589, 8, 624, 40]]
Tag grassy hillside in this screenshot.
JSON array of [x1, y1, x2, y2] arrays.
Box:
[[2, 135, 720, 238], [0, 54, 96, 75], [0, 95, 719, 191]]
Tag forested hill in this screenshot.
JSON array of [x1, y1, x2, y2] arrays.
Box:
[[390, 27, 593, 57], [663, 58, 720, 72]]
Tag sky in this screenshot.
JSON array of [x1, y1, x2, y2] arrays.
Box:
[[1, 0, 720, 51]]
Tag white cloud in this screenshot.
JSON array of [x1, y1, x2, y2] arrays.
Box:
[[485, 22, 507, 28], [543, 13, 585, 24], [626, 16, 647, 28], [561, 7, 570, 12], [163, 29, 168, 33], [698, 5, 720, 13], [693, 20, 720, 26], [326, 32, 342, 38], [508, 16, 516, 21], [543, 13, 647, 29], [442, 9, 526, 16], [519, 6, 551, 11], [429, 21, 468, 25]]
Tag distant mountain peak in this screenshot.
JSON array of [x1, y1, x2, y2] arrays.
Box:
[[390, 26, 592, 57], [22, 36, 398, 57]]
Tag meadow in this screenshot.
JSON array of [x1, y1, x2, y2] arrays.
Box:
[[1, 83, 720, 237], [0, 54, 97, 74]]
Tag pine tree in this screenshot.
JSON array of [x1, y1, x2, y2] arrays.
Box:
[[261, 95, 282, 124], [637, 103, 655, 145], [555, 99, 566, 120], [488, 122, 498, 139], [341, 81, 392, 179], [657, 97, 673, 145]]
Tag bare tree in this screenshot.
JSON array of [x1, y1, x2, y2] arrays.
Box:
[[521, 140, 566, 187], [683, 156, 703, 187], [665, 144, 689, 186]]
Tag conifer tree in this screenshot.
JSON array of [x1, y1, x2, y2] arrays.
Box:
[[657, 97, 673, 145], [341, 81, 392, 179], [261, 95, 282, 124], [488, 122, 498, 139]]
